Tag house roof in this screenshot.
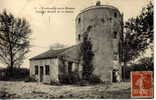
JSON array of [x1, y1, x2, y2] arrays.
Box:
[[29, 44, 81, 61]]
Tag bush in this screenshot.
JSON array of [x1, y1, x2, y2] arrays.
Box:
[[0, 67, 29, 81], [88, 74, 101, 84], [25, 75, 37, 82], [124, 61, 154, 80], [59, 74, 69, 84], [58, 72, 80, 84]]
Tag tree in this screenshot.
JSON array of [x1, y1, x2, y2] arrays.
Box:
[[138, 57, 153, 71], [122, 1, 153, 62], [80, 33, 94, 81], [0, 10, 31, 74]]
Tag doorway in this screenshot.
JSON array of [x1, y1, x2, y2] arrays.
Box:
[[40, 66, 44, 82], [112, 69, 119, 82]]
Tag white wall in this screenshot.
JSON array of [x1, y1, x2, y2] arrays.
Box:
[[29, 58, 59, 84]]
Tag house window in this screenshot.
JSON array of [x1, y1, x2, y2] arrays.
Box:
[[78, 34, 81, 41], [114, 12, 117, 18], [113, 32, 117, 39], [45, 65, 50, 75], [68, 62, 73, 74], [35, 65, 38, 75]]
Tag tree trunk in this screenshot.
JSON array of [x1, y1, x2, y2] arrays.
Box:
[[9, 37, 14, 76]]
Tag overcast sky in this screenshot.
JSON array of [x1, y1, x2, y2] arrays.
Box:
[[0, 0, 152, 68]]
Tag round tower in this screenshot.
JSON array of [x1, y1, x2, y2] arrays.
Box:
[[75, 2, 123, 82]]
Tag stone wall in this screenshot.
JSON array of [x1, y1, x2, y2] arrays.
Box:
[[75, 6, 123, 82]]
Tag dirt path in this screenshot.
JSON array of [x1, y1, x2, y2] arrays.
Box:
[[0, 81, 130, 99]]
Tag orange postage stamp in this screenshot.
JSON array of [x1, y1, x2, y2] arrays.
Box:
[[131, 71, 153, 98]]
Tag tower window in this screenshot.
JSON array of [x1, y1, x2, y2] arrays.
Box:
[[101, 18, 105, 23], [113, 32, 117, 39], [78, 18, 81, 24], [45, 65, 50, 75], [83, 33, 88, 41], [114, 12, 117, 18], [78, 34, 81, 40], [109, 18, 112, 22], [87, 25, 92, 32]]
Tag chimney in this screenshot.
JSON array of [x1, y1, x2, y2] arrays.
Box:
[[96, 1, 101, 6]]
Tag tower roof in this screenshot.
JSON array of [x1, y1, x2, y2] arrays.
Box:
[[82, 4, 119, 13], [76, 2, 120, 19]]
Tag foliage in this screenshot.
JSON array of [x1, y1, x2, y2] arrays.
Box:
[[138, 57, 153, 71], [0, 67, 29, 81], [122, 1, 153, 62], [123, 57, 153, 80], [80, 33, 94, 81], [0, 10, 31, 74]]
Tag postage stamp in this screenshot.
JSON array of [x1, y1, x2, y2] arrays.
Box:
[[131, 71, 153, 98]]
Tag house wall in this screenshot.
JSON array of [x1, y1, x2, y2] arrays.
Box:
[[58, 58, 83, 83], [75, 6, 123, 82], [30, 58, 59, 84], [30, 57, 83, 84]]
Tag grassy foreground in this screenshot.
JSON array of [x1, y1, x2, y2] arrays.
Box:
[[0, 81, 131, 99]]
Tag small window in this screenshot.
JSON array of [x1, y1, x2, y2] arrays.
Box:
[[78, 34, 81, 41], [113, 32, 117, 39], [101, 18, 105, 23], [87, 25, 92, 32], [114, 12, 117, 18], [83, 33, 88, 41], [45, 65, 50, 75], [35, 65, 38, 75], [78, 18, 81, 24], [109, 18, 112, 21]]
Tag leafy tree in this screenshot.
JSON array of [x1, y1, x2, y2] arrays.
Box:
[[80, 33, 94, 81], [122, 1, 153, 62], [138, 57, 153, 71], [0, 10, 31, 74]]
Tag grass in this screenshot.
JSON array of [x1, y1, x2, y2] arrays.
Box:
[[0, 81, 131, 99]]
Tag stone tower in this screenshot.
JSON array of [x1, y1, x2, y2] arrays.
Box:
[[75, 2, 123, 82]]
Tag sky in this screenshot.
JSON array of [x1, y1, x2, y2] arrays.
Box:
[[0, 0, 152, 68]]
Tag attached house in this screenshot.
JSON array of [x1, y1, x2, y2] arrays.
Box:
[[29, 44, 83, 84]]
